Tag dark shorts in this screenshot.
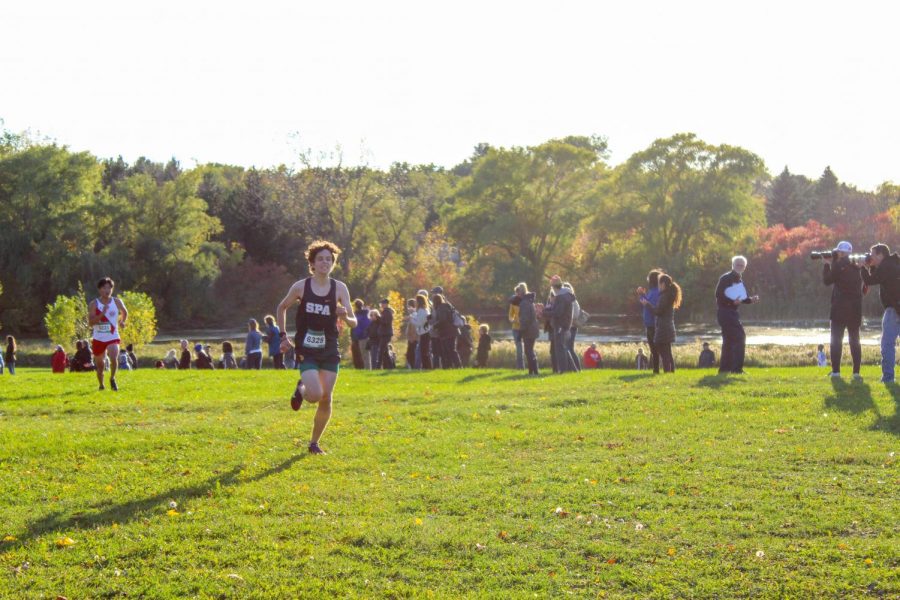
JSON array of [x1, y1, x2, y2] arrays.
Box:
[[299, 357, 340, 374]]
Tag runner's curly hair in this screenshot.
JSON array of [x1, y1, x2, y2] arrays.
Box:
[[306, 240, 341, 273]]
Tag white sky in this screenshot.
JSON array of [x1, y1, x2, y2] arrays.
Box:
[[2, 0, 898, 190]]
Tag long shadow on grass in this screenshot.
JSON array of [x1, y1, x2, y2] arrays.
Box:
[[824, 378, 875, 415], [11, 454, 305, 547], [694, 374, 740, 389], [870, 382, 900, 436]]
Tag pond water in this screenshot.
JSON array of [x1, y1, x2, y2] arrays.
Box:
[[155, 315, 887, 347]]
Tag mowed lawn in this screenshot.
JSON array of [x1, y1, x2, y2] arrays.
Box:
[[0, 367, 897, 598]]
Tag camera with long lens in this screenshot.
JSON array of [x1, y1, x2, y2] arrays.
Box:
[[849, 253, 872, 266], [809, 250, 836, 260]]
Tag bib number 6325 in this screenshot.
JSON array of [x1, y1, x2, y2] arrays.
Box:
[[303, 330, 326, 349]]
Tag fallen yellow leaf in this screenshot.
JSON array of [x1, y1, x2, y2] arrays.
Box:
[[55, 537, 76, 547]]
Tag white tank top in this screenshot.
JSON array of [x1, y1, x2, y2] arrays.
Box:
[[92, 297, 121, 342]]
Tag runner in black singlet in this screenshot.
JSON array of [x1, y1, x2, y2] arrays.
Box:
[[277, 240, 356, 455]]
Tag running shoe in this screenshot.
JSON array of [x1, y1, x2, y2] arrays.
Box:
[[852, 374, 863, 382], [828, 372, 841, 378], [290, 381, 303, 411], [110, 378, 118, 391], [308, 442, 326, 455]]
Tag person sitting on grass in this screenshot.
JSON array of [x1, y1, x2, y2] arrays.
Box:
[[125, 344, 138, 369], [52, 345, 68, 373], [583, 343, 603, 369], [475, 324, 492, 368], [70, 340, 93, 372], [178, 340, 192, 370], [221, 341, 237, 369], [816, 344, 827, 367], [194, 343, 215, 369], [699, 342, 716, 368], [163, 349, 178, 369], [636, 347, 649, 370]]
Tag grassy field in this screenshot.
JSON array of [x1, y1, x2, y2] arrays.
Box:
[[0, 367, 897, 598]]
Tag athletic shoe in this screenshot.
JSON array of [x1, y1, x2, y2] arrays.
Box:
[[308, 442, 326, 455], [290, 382, 303, 411], [110, 378, 118, 391], [852, 374, 863, 382], [98, 384, 105, 391], [828, 372, 841, 378]]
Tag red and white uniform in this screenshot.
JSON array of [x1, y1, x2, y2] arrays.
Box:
[[92, 297, 121, 356]]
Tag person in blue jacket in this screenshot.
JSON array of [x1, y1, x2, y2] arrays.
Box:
[[638, 269, 663, 374], [350, 299, 371, 369]]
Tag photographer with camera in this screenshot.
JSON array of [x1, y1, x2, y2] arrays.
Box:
[[820, 241, 864, 380], [859, 243, 900, 384]]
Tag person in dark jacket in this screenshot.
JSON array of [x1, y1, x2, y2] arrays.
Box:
[[637, 269, 663, 374], [475, 324, 492, 367], [350, 299, 370, 369], [376, 299, 395, 370], [642, 274, 682, 373], [715, 256, 760, 374], [516, 283, 541, 376], [546, 275, 577, 373], [822, 241, 864, 379], [429, 286, 446, 369], [457, 318, 474, 367], [431, 294, 462, 369], [4, 336, 16, 375], [698, 342, 716, 368], [860, 243, 900, 383], [71, 340, 95, 372], [178, 339, 192, 370], [366, 309, 381, 369], [194, 343, 215, 369]]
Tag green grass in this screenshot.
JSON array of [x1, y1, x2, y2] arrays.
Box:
[[0, 367, 897, 598]]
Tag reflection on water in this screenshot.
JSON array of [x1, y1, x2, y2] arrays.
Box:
[[156, 317, 886, 347]]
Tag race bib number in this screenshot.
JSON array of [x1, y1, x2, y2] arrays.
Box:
[[302, 330, 326, 349], [97, 323, 112, 334]]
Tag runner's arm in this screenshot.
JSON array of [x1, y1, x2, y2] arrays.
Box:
[[115, 297, 128, 328], [87, 299, 103, 326], [276, 280, 305, 341], [336, 282, 358, 328]]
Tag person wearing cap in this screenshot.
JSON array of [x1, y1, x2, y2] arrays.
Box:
[[194, 343, 215, 369], [822, 241, 864, 380], [245, 318, 264, 370], [715, 256, 760, 375], [698, 342, 716, 368], [859, 243, 900, 383], [375, 298, 395, 369]]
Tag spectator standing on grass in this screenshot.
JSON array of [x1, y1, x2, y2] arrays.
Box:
[[245, 319, 264, 370], [546, 275, 578, 374], [350, 299, 371, 369], [367, 309, 381, 369], [475, 324, 492, 367], [376, 299, 394, 370], [516, 282, 541, 376], [410, 294, 432, 369], [508, 289, 525, 370], [642, 273, 682, 374], [264, 315, 285, 369], [52, 345, 68, 373], [563, 282, 582, 372], [859, 243, 900, 383], [637, 269, 663, 374], [457, 317, 474, 367], [4, 336, 16, 375], [699, 342, 716, 368], [822, 241, 864, 380], [429, 286, 446, 369], [221, 341, 237, 369], [715, 255, 761, 375], [583, 343, 602, 369], [404, 298, 419, 368], [178, 340, 192, 370], [431, 293, 462, 369]]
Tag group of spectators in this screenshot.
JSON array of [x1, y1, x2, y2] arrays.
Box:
[[48, 340, 138, 374], [157, 316, 292, 370]]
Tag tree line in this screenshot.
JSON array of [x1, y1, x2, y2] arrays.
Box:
[[0, 127, 897, 334]]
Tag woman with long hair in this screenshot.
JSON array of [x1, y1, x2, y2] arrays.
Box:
[[642, 273, 682, 373], [410, 293, 432, 369], [4, 336, 16, 375], [637, 269, 664, 374]]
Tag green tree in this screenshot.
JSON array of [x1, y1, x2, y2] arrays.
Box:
[[118, 290, 157, 349], [44, 283, 90, 350], [766, 166, 813, 228], [445, 137, 608, 291]]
